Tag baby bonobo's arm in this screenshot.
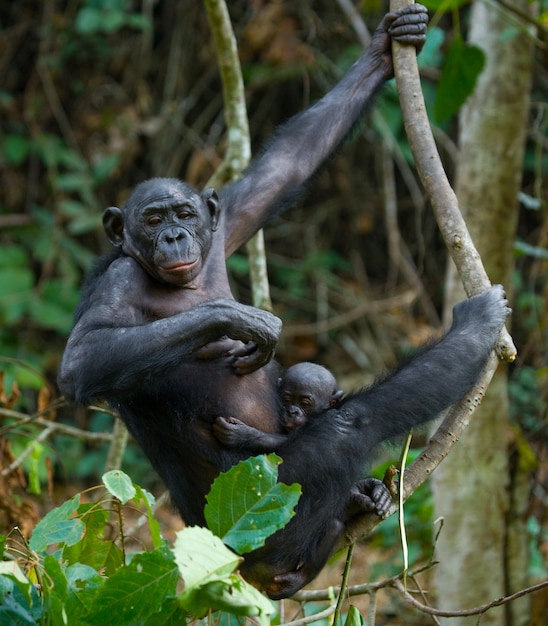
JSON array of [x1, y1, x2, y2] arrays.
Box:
[[213, 416, 288, 452]]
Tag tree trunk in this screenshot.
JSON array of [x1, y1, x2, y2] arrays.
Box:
[[432, 2, 535, 625]]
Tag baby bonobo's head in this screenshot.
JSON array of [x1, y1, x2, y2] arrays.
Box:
[[278, 362, 343, 431]]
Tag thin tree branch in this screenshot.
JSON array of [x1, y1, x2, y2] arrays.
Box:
[[393, 578, 548, 618], [342, 0, 518, 545], [292, 562, 437, 602], [335, 0, 371, 47], [390, 0, 516, 362], [0, 406, 114, 444], [104, 418, 130, 473], [203, 0, 272, 310]]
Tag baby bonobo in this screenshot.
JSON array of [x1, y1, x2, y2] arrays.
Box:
[[214, 362, 344, 451], [214, 362, 393, 522]]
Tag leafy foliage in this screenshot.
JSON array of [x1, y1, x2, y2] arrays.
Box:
[[0, 461, 300, 624]]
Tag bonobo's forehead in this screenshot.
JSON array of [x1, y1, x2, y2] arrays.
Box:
[[285, 363, 336, 389], [125, 177, 199, 212]]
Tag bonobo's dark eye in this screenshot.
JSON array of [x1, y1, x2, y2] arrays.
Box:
[[147, 215, 162, 226], [177, 211, 191, 220]]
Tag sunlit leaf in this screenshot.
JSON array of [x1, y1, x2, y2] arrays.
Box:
[[102, 469, 136, 504], [174, 527, 273, 623]]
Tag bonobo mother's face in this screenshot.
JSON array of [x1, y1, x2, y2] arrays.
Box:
[[103, 178, 220, 286]]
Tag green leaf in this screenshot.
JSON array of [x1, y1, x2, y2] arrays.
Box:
[[434, 35, 485, 122], [226, 252, 250, 276], [514, 240, 548, 260], [75, 7, 103, 34], [417, 26, 445, 69], [42, 556, 69, 625], [27, 442, 46, 495], [64, 563, 105, 621], [0, 264, 33, 325], [29, 298, 74, 334], [174, 527, 242, 590], [54, 172, 92, 193], [518, 191, 542, 210], [133, 484, 163, 549], [102, 469, 136, 504], [184, 575, 273, 623], [174, 527, 273, 622], [345, 605, 364, 626], [29, 495, 83, 553], [142, 598, 187, 626], [0, 574, 43, 625], [0, 268, 33, 297], [0, 562, 28, 585], [205, 454, 301, 554], [92, 153, 120, 182], [421, 0, 470, 11], [0, 245, 27, 268], [3, 135, 30, 166], [62, 503, 123, 575], [67, 212, 102, 235], [83, 546, 178, 625]]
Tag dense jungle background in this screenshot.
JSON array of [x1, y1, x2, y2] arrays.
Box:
[[0, 1, 547, 624]]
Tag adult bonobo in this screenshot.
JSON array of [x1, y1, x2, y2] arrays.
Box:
[[59, 5, 509, 598]]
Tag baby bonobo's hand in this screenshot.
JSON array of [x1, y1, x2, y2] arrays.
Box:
[[213, 416, 256, 447], [349, 477, 392, 519]]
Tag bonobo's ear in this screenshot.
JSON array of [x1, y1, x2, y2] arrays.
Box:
[[201, 188, 220, 232], [103, 207, 125, 247], [330, 390, 344, 407]]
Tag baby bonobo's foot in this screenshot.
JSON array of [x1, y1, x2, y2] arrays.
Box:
[[264, 568, 307, 601], [349, 478, 392, 519]]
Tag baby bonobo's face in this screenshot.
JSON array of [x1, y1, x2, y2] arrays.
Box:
[[279, 363, 341, 431]]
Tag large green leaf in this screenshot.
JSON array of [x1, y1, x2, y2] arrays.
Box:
[[174, 527, 273, 623], [83, 546, 178, 625], [204, 454, 301, 553], [434, 35, 485, 122]]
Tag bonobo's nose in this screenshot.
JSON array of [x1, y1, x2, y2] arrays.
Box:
[[164, 227, 185, 243]]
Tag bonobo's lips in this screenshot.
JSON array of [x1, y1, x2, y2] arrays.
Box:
[[161, 259, 198, 273]]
